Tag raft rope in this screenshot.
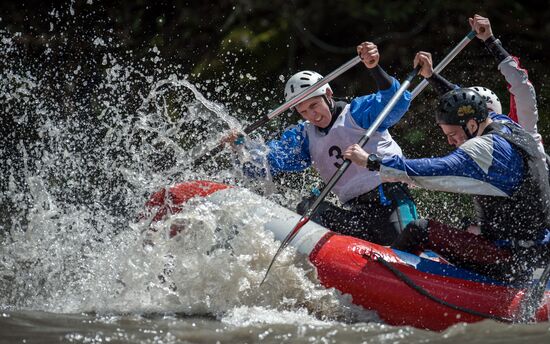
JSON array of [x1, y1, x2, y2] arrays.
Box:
[[371, 255, 515, 323]]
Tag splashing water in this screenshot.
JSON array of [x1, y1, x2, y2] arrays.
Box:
[[0, 23, 372, 326]]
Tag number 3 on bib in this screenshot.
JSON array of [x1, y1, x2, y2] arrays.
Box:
[[328, 145, 345, 168]]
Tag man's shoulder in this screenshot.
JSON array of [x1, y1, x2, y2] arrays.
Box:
[[460, 135, 494, 151], [272, 122, 309, 145], [460, 127, 514, 153], [281, 121, 307, 133], [459, 136, 497, 174], [489, 112, 516, 125]]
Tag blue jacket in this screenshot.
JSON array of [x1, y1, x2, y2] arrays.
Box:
[[379, 114, 524, 197]]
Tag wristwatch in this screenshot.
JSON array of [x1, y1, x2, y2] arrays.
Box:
[[366, 154, 381, 171]]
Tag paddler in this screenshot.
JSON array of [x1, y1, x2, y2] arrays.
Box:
[[415, 14, 547, 162], [344, 72, 550, 282], [228, 41, 417, 245]]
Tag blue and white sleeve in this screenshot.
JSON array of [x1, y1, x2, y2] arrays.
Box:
[[266, 123, 312, 175], [378, 135, 524, 197], [349, 77, 412, 131], [243, 123, 312, 177]]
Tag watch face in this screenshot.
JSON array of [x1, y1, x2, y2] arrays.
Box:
[[366, 154, 382, 170], [366, 154, 378, 170]]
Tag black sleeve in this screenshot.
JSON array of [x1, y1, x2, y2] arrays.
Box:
[[483, 35, 511, 64], [368, 65, 393, 91], [426, 72, 457, 95]]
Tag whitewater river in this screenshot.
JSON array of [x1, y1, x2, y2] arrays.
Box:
[[2, 310, 550, 344], [1, 184, 550, 344], [1, 10, 550, 343]]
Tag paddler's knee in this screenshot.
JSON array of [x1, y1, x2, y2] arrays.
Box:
[[391, 218, 430, 254]]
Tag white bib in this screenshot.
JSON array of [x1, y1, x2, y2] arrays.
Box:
[[306, 105, 403, 203]]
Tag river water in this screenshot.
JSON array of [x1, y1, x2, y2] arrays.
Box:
[[2, 310, 550, 344], [1, 7, 550, 344]]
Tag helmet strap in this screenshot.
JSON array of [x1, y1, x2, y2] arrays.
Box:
[[318, 96, 339, 134], [323, 95, 334, 112], [462, 121, 480, 139]]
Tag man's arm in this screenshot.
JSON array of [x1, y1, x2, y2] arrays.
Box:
[[414, 51, 457, 95], [241, 123, 312, 177], [351, 41, 412, 131], [368, 65, 393, 91], [469, 14, 545, 156], [378, 135, 524, 196], [499, 56, 539, 135], [349, 75, 412, 131]]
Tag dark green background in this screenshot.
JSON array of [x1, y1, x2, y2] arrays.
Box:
[[2, 0, 548, 154]]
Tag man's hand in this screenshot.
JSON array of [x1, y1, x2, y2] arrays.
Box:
[[220, 129, 245, 149], [357, 41, 379, 69], [413, 51, 434, 78], [469, 14, 493, 41], [343, 144, 370, 167], [466, 225, 481, 235]]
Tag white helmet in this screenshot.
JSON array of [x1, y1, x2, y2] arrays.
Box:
[[284, 70, 332, 104], [468, 86, 502, 114]]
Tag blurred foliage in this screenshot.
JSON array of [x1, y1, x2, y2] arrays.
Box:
[[1, 0, 549, 221]]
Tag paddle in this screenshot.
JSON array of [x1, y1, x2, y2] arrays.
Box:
[[517, 257, 550, 322], [191, 56, 362, 167], [260, 30, 477, 286]]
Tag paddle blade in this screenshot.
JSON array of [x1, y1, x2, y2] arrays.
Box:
[[260, 216, 310, 286]]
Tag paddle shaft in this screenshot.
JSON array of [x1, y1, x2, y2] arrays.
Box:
[[410, 31, 476, 99], [517, 255, 550, 322], [192, 56, 362, 166]]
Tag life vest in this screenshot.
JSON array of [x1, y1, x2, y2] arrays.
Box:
[[304, 104, 403, 203], [474, 121, 550, 244]]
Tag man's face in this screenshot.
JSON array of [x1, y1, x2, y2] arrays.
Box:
[[295, 96, 332, 128], [439, 124, 469, 147]]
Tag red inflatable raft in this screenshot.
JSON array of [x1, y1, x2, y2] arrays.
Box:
[[145, 180, 550, 331]]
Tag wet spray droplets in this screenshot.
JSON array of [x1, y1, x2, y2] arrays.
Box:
[[0, 19, 365, 325]]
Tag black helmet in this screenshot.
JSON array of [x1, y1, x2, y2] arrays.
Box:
[[436, 88, 488, 126]]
